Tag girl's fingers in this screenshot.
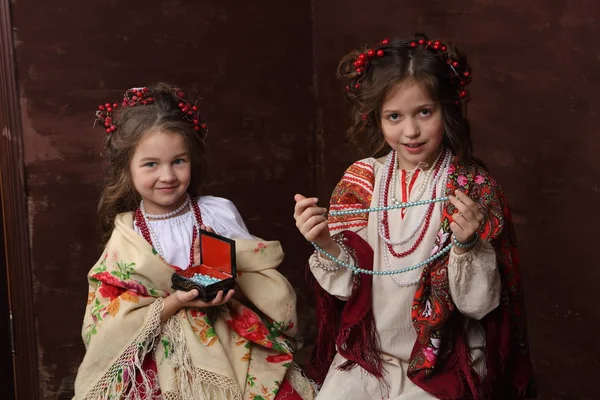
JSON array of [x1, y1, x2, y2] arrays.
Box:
[[294, 194, 306, 202], [450, 217, 465, 233], [301, 214, 327, 234], [296, 207, 328, 228], [294, 196, 319, 219], [177, 289, 198, 304], [305, 219, 329, 242], [211, 290, 224, 304], [449, 222, 464, 241], [453, 190, 484, 222], [222, 289, 235, 303], [449, 195, 474, 219]]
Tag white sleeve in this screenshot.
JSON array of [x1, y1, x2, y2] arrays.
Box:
[[197, 196, 254, 240], [309, 244, 355, 300], [448, 240, 501, 320], [308, 223, 369, 301]]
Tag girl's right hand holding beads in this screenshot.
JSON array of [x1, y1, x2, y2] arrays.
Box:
[[294, 194, 341, 257]]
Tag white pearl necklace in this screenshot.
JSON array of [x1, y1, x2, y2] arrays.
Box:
[[381, 246, 421, 287], [139, 194, 197, 260], [141, 196, 190, 219], [379, 149, 452, 288], [377, 149, 450, 247], [389, 149, 442, 205]]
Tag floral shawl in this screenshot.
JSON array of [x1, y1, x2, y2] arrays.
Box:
[[74, 212, 315, 400]]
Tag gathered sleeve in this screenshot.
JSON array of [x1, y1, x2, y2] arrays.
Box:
[[448, 238, 501, 321], [309, 159, 375, 300], [198, 196, 254, 240]]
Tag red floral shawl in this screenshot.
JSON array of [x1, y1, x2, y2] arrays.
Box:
[[307, 157, 536, 400]]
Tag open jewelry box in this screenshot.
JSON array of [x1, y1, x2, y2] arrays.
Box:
[[171, 230, 236, 302]]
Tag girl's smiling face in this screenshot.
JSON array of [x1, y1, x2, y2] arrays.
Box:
[[380, 80, 445, 169], [130, 129, 192, 214]]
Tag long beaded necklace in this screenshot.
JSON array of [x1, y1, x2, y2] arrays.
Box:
[[328, 196, 448, 217], [135, 194, 204, 269], [389, 147, 442, 207], [315, 194, 453, 274], [377, 150, 443, 249], [382, 154, 451, 286], [400, 170, 420, 219], [379, 149, 449, 257], [313, 240, 452, 276], [316, 150, 453, 277]]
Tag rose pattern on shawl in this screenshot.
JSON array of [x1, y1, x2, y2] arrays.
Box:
[[227, 307, 273, 348], [253, 242, 267, 255], [265, 354, 293, 364], [83, 253, 165, 345], [99, 283, 125, 301]]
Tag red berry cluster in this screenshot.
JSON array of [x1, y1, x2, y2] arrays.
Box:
[[347, 35, 472, 103], [94, 87, 154, 135], [174, 90, 207, 134], [94, 87, 208, 136], [346, 38, 390, 92], [96, 102, 119, 134], [409, 37, 472, 100]]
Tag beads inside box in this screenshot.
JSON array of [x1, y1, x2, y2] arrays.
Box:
[[190, 273, 221, 286]]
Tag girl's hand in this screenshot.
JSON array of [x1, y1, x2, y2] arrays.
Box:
[[173, 288, 233, 308], [293, 194, 339, 256], [193, 225, 215, 266], [162, 289, 234, 322], [448, 190, 485, 254]]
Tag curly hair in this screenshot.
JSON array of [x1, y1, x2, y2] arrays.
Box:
[[338, 33, 475, 161], [97, 82, 207, 247]]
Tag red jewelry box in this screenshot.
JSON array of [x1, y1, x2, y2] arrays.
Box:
[[171, 230, 236, 302]]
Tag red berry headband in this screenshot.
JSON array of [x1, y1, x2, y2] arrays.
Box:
[[347, 35, 472, 102], [94, 87, 208, 136]]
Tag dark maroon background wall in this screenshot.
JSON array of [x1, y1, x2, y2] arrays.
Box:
[[9, 1, 315, 398], [312, 1, 600, 399], [3, 0, 599, 399]]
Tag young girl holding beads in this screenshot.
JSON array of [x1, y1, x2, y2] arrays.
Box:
[[294, 35, 536, 399], [75, 83, 315, 400]]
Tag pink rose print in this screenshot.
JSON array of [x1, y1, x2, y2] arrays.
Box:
[[423, 346, 436, 363], [265, 354, 293, 363]]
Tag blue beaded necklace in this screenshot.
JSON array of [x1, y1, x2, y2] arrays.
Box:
[[312, 241, 452, 276], [328, 196, 449, 217], [313, 193, 453, 275]]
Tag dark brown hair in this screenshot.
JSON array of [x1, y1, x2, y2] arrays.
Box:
[[338, 34, 475, 160], [98, 82, 207, 247]]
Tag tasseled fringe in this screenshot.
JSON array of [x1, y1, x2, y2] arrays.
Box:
[[453, 331, 480, 400], [335, 231, 385, 382], [161, 315, 242, 400], [84, 299, 164, 400], [335, 313, 385, 381], [306, 230, 386, 386], [125, 366, 161, 400], [304, 267, 341, 385]]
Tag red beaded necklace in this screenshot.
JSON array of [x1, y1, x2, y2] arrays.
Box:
[[400, 170, 421, 219], [381, 154, 443, 258], [135, 199, 203, 269]]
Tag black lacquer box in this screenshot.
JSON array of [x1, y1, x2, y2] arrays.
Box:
[[171, 230, 236, 302]]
